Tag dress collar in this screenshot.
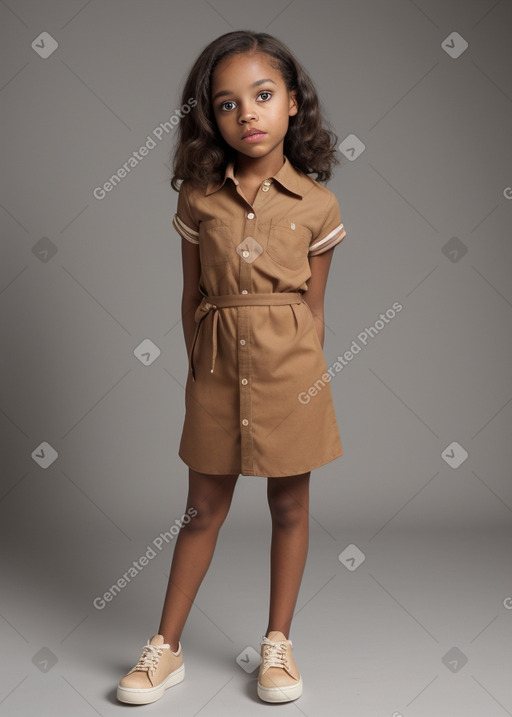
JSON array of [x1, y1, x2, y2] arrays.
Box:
[[204, 155, 307, 198]]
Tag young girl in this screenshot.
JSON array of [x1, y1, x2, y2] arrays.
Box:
[[117, 29, 347, 706]]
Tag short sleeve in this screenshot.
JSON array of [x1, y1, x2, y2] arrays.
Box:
[[308, 191, 346, 256], [172, 180, 199, 245]]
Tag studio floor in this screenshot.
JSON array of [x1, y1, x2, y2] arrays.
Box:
[[2, 525, 511, 717]]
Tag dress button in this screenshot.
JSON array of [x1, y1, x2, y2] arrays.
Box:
[[263, 179, 271, 186], [242, 250, 250, 258], [247, 212, 255, 219], [261, 185, 269, 192], [241, 378, 248, 385], [242, 418, 249, 426], [241, 289, 248, 294], [240, 339, 246, 345]]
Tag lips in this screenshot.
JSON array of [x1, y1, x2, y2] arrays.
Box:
[[242, 128, 266, 139]]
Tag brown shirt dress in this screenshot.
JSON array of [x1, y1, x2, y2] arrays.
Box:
[[172, 155, 347, 477]]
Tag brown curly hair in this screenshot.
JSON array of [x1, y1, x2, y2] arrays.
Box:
[[170, 30, 340, 192]]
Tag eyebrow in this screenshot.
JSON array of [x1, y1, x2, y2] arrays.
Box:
[[212, 78, 277, 102]]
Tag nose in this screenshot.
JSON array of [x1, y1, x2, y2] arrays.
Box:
[[238, 103, 257, 123]]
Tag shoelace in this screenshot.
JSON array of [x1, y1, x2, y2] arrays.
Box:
[[130, 643, 168, 675], [261, 636, 291, 670]]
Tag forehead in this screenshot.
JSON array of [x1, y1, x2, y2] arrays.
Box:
[[211, 52, 282, 90]]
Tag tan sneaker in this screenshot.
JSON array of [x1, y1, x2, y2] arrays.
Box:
[[117, 633, 184, 704], [257, 630, 303, 702]]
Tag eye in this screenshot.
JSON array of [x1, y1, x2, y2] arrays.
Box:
[[218, 90, 273, 112]]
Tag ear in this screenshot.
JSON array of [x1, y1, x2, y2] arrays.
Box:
[[288, 89, 298, 117]]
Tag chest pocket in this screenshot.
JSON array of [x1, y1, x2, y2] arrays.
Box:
[[264, 220, 312, 270], [198, 219, 233, 267]]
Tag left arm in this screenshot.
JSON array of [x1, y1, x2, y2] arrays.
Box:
[[302, 247, 335, 349]]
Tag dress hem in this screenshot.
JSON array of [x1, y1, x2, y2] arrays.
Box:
[[178, 447, 343, 478]]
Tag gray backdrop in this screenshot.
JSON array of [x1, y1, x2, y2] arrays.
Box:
[[1, 1, 511, 715]]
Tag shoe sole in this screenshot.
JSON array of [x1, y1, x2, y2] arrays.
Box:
[[117, 663, 185, 704], [257, 676, 303, 702]]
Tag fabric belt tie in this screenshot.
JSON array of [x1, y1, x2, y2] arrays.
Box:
[[189, 292, 304, 381]]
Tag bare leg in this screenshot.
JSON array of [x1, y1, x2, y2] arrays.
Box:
[[265, 472, 311, 639], [158, 468, 239, 651]]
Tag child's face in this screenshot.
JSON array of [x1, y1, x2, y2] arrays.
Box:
[[211, 52, 297, 162]]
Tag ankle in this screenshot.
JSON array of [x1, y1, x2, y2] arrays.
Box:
[[160, 635, 180, 652], [265, 628, 289, 640]]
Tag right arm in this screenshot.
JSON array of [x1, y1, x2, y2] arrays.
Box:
[[181, 236, 202, 359]]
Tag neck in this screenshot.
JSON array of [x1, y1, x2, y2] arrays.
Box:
[[234, 150, 285, 183]]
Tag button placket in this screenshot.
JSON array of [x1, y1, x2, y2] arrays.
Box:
[[234, 204, 264, 474], [238, 225, 254, 473], [238, 232, 255, 293], [238, 307, 254, 474]]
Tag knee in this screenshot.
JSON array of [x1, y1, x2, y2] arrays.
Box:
[[184, 471, 238, 532], [184, 495, 232, 532], [268, 492, 306, 530]]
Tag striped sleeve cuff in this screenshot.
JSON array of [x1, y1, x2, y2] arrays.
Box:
[[308, 223, 346, 256], [172, 213, 199, 244]]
